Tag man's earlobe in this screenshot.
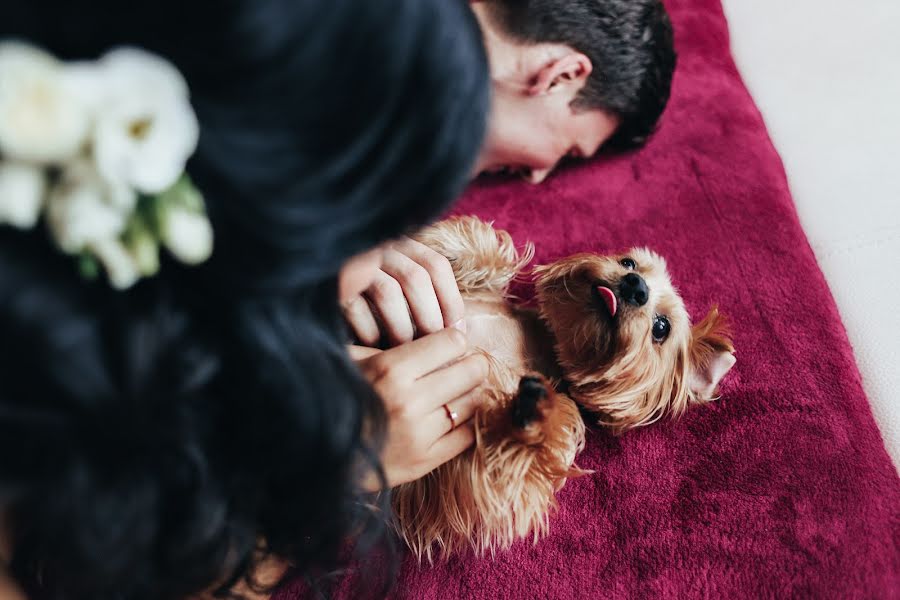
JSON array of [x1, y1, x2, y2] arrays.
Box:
[[528, 52, 592, 96]]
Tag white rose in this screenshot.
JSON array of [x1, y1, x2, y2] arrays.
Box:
[[46, 159, 136, 253], [123, 217, 161, 277], [88, 237, 141, 290], [160, 207, 213, 265], [91, 48, 199, 194], [59, 61, 107, 114], [0, 161, 46, 229], [0, 42, 91, 164]]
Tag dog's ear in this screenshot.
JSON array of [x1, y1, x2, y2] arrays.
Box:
[[689, 307, 736, 400]]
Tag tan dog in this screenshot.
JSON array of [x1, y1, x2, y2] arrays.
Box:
[[392, 216, 735, 561]]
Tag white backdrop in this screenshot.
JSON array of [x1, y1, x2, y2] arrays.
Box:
[[721, 0, 900, 467]]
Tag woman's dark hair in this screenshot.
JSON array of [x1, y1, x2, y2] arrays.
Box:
[[0, 1, 489, 599], [485, 0, 676, 150]]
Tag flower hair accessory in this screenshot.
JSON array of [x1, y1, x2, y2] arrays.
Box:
[[0, 41, 212, 289]]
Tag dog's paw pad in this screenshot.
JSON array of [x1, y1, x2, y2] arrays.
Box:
[[513, 376, 548, 428]]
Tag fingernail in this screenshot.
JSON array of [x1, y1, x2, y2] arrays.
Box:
[[451, 319, 467, 334]]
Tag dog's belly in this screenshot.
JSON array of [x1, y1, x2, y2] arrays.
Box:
[[464, 300, 529, 374], [463, 297, 557, 381]]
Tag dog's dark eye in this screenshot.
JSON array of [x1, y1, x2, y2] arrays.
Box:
[[620, 258, 637, 270], [652, 315, 671, 343]]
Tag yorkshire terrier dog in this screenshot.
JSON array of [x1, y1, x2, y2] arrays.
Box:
[[393, 216, 735, 561]]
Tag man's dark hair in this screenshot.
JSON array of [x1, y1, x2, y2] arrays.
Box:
[[487, 0, 677, 149]]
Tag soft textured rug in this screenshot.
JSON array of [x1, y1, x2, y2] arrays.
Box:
[[275, 0, 900, 597]]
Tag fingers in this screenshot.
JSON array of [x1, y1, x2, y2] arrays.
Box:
[[365, 270, 415, 346], [413, 352, 489, 415], [427, 422, 476, 467], [422, 386, 483, 437], [354, 326, 485, 490], [360, 327, 469, 384], [381, 247, 445, 335], [345, 237, 464, 349], [346, 344, 382, 361], [342, 295, 381, 347], [389, 238, 466, 329], [368, 422, 476, 491]]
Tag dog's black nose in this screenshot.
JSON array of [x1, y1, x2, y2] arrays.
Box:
[[619, 272, 649, 306]]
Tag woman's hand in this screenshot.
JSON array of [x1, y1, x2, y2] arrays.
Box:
[[342, 237, 465, 348], [350, 328, 489, 490]]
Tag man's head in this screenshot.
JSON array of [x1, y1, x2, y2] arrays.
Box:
[[472, 0, 676, 183]]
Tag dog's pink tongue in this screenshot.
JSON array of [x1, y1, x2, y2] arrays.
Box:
[[596, 286, 617, 317]]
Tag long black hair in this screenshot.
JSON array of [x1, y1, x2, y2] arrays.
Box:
[[0, 1, 489, 598]]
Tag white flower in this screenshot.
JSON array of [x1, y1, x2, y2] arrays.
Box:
[[160, 207, 213, 265], [90, 48, 199, 194], [0, 161, 46, 229], [0, 42, 91, 163], [123, 217, 161, 277], [88, 237, 141, 290], [46, 159, 136, 253]]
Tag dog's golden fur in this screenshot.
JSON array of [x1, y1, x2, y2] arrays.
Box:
[[535, 250, 735, 431], [393, 216, 735, 560]]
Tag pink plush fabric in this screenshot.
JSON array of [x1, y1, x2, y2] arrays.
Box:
[[275, 0, 900, 597]]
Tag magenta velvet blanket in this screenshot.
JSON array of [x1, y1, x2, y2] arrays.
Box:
[[275, 0, 900, 597]]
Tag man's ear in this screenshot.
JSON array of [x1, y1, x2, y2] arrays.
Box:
[[689, 307, 736, 400], [528, 52, 592, 96]]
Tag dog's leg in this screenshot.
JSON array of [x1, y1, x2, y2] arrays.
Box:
[[391, 375, 586, 561], [471, 375, 587, 547], [504, 376, 586, 459], [414, 216, 534, 296]]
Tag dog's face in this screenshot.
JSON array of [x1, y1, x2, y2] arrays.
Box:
[[534, 248, 735, 431]]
